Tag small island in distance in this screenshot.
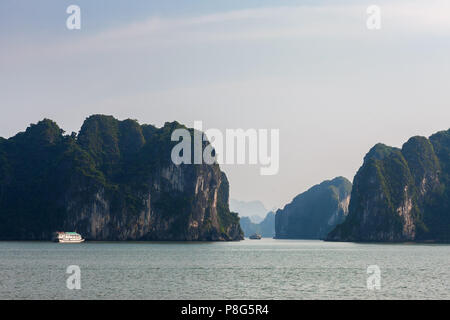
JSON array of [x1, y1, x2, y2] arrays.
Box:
[[275, 177, 352, 240]]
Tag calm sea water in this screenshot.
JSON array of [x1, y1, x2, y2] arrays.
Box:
[[0, 239, 449, 299]]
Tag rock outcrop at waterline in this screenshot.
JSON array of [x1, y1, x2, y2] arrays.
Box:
[[327, 129, 450, 242], [275, 177, 352, 239], [0, 115, 243, 241]]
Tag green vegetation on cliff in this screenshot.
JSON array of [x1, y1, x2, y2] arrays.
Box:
[[328, 129, 450, 242], [275, 177, 352, 239], [0, 115, 243, 241]]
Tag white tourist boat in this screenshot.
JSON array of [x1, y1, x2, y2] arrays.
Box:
[[55, 232, 85, 243]]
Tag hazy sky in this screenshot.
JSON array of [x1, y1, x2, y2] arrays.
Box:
[[1, 0, 450, 209]]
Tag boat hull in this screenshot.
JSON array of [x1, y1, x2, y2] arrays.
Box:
[[58, 239, 85, 243]]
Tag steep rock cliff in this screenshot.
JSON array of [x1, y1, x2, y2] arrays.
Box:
[[275, 177, 352, 239], [0, 115, 243, 241], [327, 130, 450, 242]]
